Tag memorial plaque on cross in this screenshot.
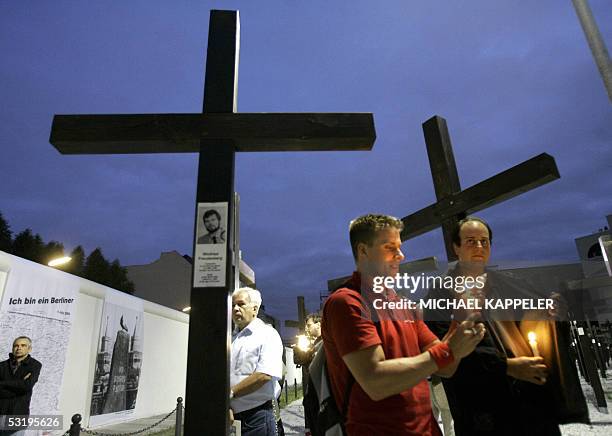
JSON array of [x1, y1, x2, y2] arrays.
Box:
[[49, 10, 375, 434], [401, 115, 560, 261]]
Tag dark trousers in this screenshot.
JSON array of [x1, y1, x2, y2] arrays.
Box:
[[235, 401, 277, 436], [275, 393, 285, 436]]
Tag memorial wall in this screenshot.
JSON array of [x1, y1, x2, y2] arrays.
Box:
[[0, 251, 189, 430]]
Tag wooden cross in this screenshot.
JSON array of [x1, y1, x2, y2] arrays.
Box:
[[49, 10, 375, 434], [285, 295, 307, 334], [565, 277, 611, 409], [401, 115, 560, 260]]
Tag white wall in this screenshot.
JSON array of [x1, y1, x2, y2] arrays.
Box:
[[283, 347, 302, 387], [61, 287, 190, 428], [0, 253, 302, 432], [0, 252, 189, 431]]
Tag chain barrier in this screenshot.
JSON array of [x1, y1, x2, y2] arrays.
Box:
[[79, 407, 177, 436], [84, 407, 177, 436]]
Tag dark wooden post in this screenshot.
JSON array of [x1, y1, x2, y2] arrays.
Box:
[[422, 116, 464, 260], [576, 322, 608, 412], [569, 320, 587, 380], [566, 278, 609, 408], [586, 320, 608, 378], [284, 380, 288, 405], [285, 296, 308, 333], [184, 11, 238, 435]]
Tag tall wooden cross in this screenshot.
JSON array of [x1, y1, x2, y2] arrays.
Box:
[[401, 115, 560, 260], [285, 295, 307, 334], [49, 10, 375, 434]]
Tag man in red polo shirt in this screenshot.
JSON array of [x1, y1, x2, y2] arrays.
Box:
[[322, 214, 485, 435]]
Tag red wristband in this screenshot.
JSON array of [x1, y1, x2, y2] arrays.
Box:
[[428, 342, 454, 369]]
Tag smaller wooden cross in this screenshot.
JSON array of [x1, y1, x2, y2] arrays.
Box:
[[401, 115, 560, 261], [285, 295, 307, 334]]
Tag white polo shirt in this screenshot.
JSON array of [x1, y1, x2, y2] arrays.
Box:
[[230, 317, 283, 413]]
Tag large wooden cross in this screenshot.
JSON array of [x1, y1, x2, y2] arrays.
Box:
[[49, 10, 375, 434], [401, 115, 560, 260]]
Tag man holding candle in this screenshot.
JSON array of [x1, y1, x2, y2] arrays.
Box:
[[425, 217, 563, 436], [322, 214, 486, 435]]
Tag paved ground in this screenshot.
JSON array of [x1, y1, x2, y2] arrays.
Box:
[[279, 400, 306, 436], [559, 369, 612, 436], [278, 372, 612, 436], [83, 402, 306, 436], [87, 370, 612, 435], [83, 410, 179, 435]]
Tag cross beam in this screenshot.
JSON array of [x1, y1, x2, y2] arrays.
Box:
[[50, 113, 374, 154], [49, 10, 375, 435], [400, 115, 560, 260]]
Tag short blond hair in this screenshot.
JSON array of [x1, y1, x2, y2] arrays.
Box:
[[349, 214, 403, 260]]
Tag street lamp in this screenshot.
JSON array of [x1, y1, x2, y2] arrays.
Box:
[[48, 256, 72, 267]]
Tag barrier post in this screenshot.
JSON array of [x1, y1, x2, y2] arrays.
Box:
[[175, 397, 183, 436], [69, 414, 81, 436]]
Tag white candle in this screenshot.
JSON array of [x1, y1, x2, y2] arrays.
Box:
[[528, 331, 540, 357], [296, 334, 311, 352]]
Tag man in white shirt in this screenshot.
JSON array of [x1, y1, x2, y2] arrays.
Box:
[[230, 287, 283, 436]]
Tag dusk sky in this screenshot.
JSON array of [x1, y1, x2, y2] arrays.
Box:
[[1, 1, 611, 331]]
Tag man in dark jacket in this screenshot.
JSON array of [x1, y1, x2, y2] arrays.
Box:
[[0, 336, 42, 434], [424, 217, 578, 436]]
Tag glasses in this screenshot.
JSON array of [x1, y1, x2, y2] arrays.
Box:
[[463, 238, 490, 248]]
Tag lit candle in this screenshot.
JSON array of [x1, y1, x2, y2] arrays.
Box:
[[296, 334, 311, 352], [527, 331, 540, 357]]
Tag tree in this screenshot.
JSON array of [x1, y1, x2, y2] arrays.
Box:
[[12, 229, 45, 263], [109, 259, 135, 295], [83, 248, 111, 286], [0, 212, 11, 252], [66, 245, 86, 276], [0, 216, 134, 294], [43, 240, 65, 265]]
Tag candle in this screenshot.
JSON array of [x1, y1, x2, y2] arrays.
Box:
[[296, 334, 312, 352], [528, 331, 540, 357]]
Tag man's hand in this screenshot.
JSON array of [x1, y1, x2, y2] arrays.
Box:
[[444, 313, 486, 359], [507, 356, 548, 385], [228, 408, 234, 425]]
